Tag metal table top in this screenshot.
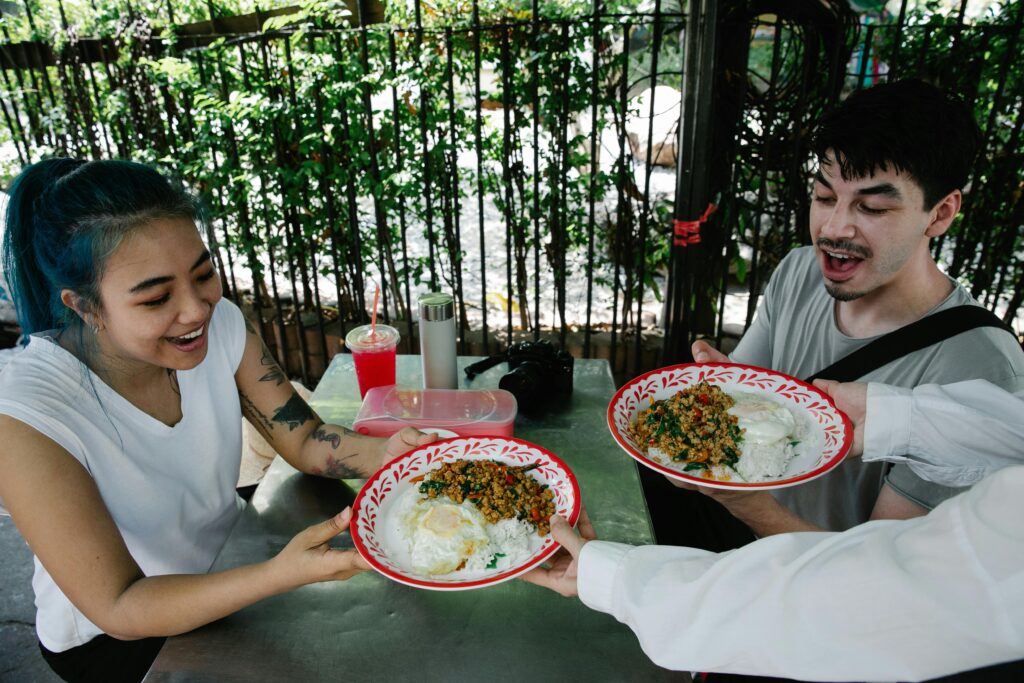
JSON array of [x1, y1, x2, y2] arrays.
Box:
[[145, 355, 683, 682]]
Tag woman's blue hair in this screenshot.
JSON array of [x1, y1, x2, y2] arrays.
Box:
[[2, 158, 204, 335]]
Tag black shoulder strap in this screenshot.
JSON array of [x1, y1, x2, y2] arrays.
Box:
[[805, 305, 1017, 384]]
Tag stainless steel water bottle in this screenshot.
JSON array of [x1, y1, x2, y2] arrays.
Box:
[[418, 292, 458, 389]]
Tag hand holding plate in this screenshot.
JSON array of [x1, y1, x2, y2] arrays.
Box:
[[519, 516, 587, 597], [812, 379, 865, 458], [691, 339, 729, 363], [380, 426, 439, 467], [270, 507, 371, 589]]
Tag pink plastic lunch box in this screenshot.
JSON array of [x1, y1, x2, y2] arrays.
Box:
[[352, 386, 517, 438]]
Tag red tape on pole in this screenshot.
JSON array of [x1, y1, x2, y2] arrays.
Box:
[[672, 203, 717, 247]]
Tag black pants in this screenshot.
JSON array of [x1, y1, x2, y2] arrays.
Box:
[[638, 465, 756, 550], [39, 634, 166, 683]]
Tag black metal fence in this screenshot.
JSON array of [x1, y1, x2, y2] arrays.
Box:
[[1, 0, 1021, 386], [665, 0, 1024, 364]]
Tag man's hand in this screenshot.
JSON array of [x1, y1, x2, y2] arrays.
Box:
[[669, 477, 775, 516], [520, 507, 596, 597], [813, 379, 866, 458], [691, 339, 729, 364]]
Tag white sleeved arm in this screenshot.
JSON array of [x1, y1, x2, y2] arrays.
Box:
[[863, 380, 1024, 486], [577, 466, 1024, 682]]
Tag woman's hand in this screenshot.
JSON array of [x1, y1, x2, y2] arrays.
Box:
[[378, 427, 438, 468], [270, 507, 370, 589]]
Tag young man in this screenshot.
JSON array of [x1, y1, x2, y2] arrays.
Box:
[[669, 79, 1024, 539]]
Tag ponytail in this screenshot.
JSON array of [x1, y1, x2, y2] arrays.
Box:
[[1, 158, 202, 336], [2, 159, 86, 334]]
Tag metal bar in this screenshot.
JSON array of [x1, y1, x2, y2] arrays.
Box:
[[583, 4, 601, 357], [610, 20, 630, 378], [472, 0, 489, 355], [555, 20, 572, 348], [59, 8, 102, 159], [337, 92, 369, 322], [317, 56, 348, 345], [745, 13, 784, 330], [25, 0, 60, 148], [0, 62, 29, 164], [951, 8, 1023, 279], [253, 36, 300, 373], [666, 0, 709, 362], [635, 0, 663, 374], [82, 54, 113, 157], [782, 23, 812, 259], [531, 1, 541, 343], [854, 24, 874, 91], [281, 35, 318, 383], [356, 6, 401, 332], [500, 27, 514, 345], [94, 29, 131, 157], [984, 93, 1024, 308], [8, 8, 45, 149], [443, 25, 468, 354], [328, 36, 363, 321], [684, 0, 720, 355], [913, 23, 934, 76], [53, 48, 84, 156], [932, 23, 992, 263], [387, 30, 413, 352], [889, 0, 910, 77], [0, 23, 47, 151], [415, 13, 438, 292]]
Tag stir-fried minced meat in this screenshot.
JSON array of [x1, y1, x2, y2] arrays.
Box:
[[628, 381, 745, 471], [415, 459, 556, 535]]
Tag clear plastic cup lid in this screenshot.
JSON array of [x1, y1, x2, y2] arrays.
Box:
[[345, 323, 400, 351]]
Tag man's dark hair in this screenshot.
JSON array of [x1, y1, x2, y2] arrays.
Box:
[[811, 79, 982, 209]]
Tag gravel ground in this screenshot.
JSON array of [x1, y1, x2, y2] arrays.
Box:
[[0, 516, 60, 682]]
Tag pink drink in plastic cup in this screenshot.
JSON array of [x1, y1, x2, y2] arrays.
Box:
[[346, 324, 400, 398]]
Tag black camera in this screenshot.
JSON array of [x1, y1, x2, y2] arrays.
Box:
[[464, 340, 574, 410]]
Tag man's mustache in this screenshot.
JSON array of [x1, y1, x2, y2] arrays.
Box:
[[816, 239, 871, 259]]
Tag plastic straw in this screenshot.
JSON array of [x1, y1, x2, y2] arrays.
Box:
[[370, 284, 380, 339]]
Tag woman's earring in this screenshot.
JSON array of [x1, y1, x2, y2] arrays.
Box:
[[92, 324, 100, 335]]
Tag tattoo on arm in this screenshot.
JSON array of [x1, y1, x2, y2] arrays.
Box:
[[272, 393, 316, 431], [239, 391, 275, 441], [311, 454, 363, 479], [312, 426, 342, 449], [258, 343, 287, 386]]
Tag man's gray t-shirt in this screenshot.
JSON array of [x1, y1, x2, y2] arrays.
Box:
[[731, 246, 1024, 531]]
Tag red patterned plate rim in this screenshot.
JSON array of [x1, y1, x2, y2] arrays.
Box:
[[607, 362, 853, 490], [350, 436, 581, 590]]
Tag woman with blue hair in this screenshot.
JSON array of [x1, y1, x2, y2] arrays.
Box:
[[0, 158, 433, 682]]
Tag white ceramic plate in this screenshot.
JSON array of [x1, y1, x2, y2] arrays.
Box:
[[608, 362, 853, 490], [351, 436, 580, 590]]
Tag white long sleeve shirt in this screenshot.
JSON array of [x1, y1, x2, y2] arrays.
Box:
[[579, 382, 1024, 681], [863, 380, 1024, 487]]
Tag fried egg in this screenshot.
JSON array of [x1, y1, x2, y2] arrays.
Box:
[[403, 499, 492, 575], [727, 392, 797, 445]]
